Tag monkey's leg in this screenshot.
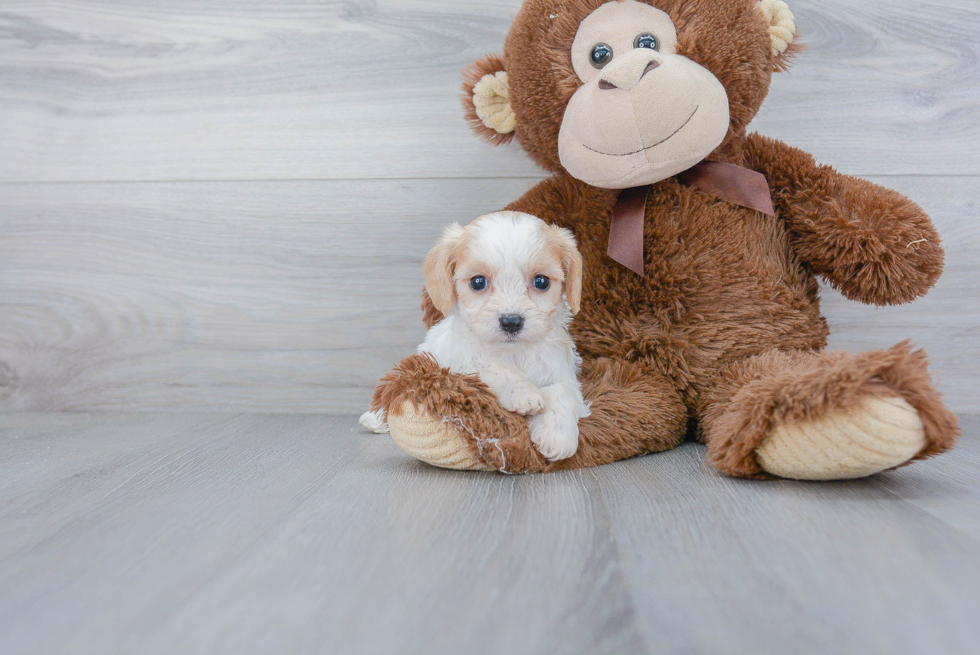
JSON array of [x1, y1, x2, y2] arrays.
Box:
[[699, 343, 959, 480], [373, 355, 687, 473], [549, 357, 688, 471]]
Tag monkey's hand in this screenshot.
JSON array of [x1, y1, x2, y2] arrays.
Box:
[[746, 133, 944, 306]]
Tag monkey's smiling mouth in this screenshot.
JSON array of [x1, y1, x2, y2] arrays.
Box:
[[582, 106, 699, 157]]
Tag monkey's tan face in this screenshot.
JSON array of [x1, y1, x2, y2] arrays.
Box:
[[558, 0, 731, 189]]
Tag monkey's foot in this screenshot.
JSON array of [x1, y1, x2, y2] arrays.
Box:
[[755, 394, 925, 480], [387, 402, 493, 471], [372, 354, 555, 473]]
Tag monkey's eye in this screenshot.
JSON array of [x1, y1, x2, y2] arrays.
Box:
[[590, 43, 613, 68], [470, 276, 488, 291], [532, 275, 551, 291], [634, 33, 659, 51]]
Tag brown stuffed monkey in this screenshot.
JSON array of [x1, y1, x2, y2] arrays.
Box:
[[371, 0, 960, 479]]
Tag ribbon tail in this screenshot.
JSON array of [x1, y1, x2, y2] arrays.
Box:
[[608, 186, 649, 276]]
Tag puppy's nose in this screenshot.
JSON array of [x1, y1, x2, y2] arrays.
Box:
[[499, 314, 524, 334]]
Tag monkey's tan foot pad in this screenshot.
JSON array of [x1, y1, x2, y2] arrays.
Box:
[[386, 401, 494, 471], [755, 395, 926, 481]]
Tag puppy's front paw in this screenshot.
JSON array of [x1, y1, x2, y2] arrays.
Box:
[[497, 383, 546, 416], [529, 410, 579, 461]]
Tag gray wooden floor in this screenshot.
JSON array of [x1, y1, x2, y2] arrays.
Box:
[[1, 413, 978, 654]]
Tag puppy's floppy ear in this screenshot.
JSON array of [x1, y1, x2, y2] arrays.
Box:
[[462, 54, 516, 145], [547, 225, 584, 315], [423, 222, 465, 316]]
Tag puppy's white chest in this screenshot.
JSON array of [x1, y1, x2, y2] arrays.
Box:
[[494, 346, 568, 387]]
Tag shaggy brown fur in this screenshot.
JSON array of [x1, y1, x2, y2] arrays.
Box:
[[376, 0, 960, 476]]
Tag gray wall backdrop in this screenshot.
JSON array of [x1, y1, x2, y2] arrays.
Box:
[[0, 0, 977, 413]]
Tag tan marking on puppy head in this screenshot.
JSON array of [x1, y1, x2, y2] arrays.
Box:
[[451, 233, 489, 311], [423, 222, 468, 316], [524, 244, 567, 315], [545, 225, 584, 314]]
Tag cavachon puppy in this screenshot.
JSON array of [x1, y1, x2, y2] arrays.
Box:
[[361, 211, 590, 461]]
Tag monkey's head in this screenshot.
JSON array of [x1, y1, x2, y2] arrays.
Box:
[[463, 0, 800, 189]]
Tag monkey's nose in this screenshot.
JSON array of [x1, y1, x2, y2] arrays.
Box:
[[599, 61, 659, 90], [598, 49, 662, 91], [499, 314, 524, 334]]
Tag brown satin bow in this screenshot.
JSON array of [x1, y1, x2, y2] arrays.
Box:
[[607, 160, 776, 275]]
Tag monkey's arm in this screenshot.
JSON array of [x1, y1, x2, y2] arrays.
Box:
[[744, 133, 944, 306]]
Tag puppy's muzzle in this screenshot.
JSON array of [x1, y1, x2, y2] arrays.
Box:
[[499, 314, 524, 334]]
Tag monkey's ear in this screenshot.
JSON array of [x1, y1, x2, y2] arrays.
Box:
[[758, 0, 803, 72], [423, 223, 465, 316], [462, 54, 516, 145]]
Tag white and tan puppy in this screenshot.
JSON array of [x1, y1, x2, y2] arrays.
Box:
[[360, 211, 590, 461]]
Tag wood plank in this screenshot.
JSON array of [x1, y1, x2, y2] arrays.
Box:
[[0, 412, 978, 654], [0, 0, 977, 182], [0, 413, 224, 504], [0, 414, 371, 652], [1, 175, 975, 413], [0, 177, 532, 412], [0, 413, 648, 654], [598, 438, 980, 654], [873, 415, 980, 542]]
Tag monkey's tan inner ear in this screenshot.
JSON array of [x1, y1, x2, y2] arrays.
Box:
[[759, 0, 796, 55], [472, 71, 515, 135]]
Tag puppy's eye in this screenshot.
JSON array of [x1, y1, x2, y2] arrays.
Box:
[[532, 275, 551, 291], [470, 276, 488, 291], [590, 43, 613, 68], [634, 33, 659, 51]]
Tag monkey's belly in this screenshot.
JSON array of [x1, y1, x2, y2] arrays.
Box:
[[573, 233, 829, 387], [566, 184, 830, 381]]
